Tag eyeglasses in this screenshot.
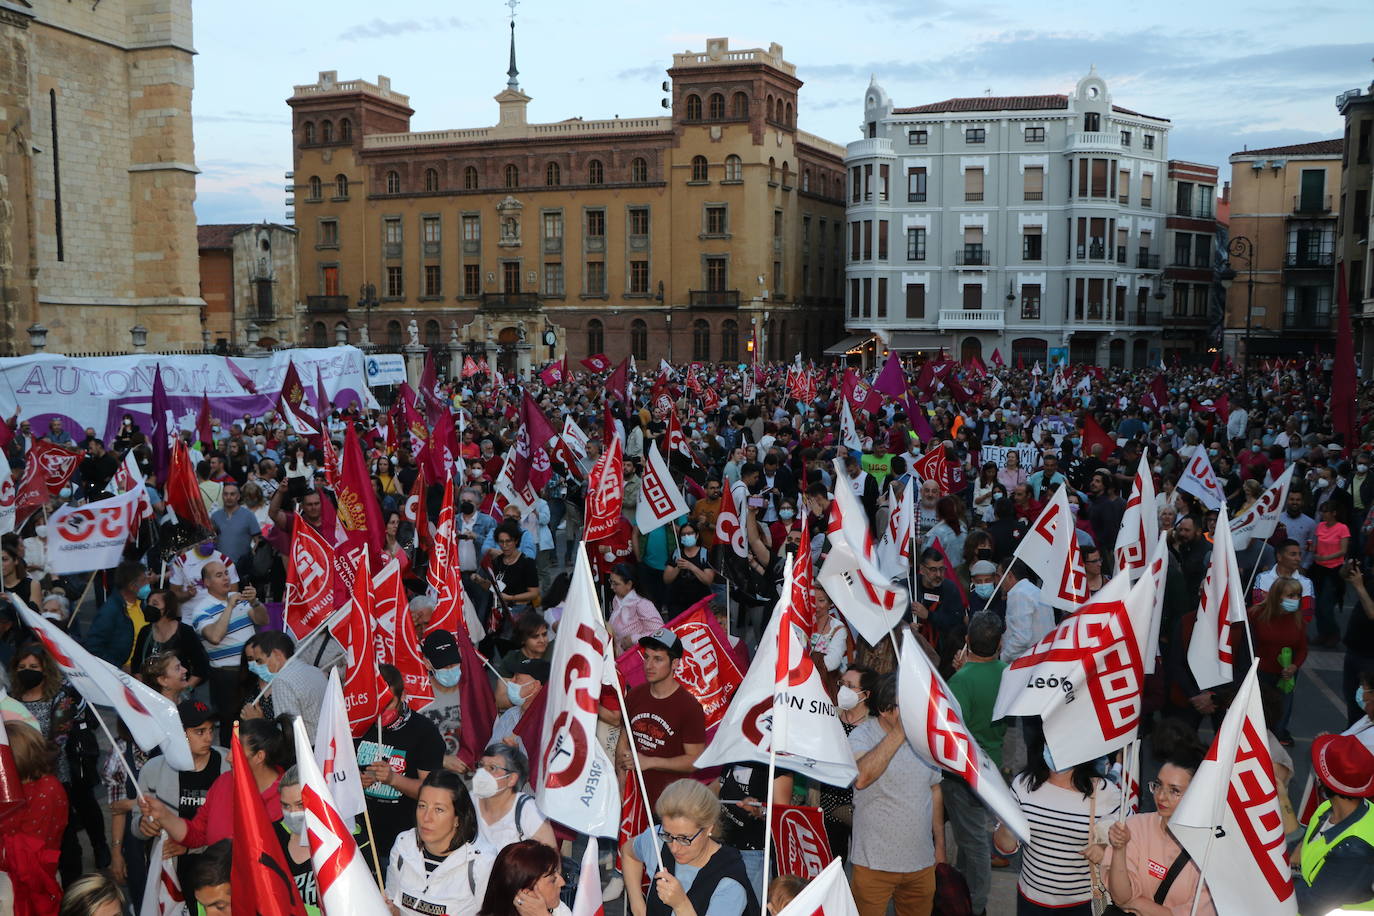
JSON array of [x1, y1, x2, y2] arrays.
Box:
[[1147, 779, 1184, 799], [479, 763, 513, 776], [656, 825, 704, 847], [920, 565, 944, 575]]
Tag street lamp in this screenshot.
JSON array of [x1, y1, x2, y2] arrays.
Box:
[[130, 325, 148, 351], [357, 282, 379, 348], [27, 324, 48, 351], [1220, 236, 1255, 369]]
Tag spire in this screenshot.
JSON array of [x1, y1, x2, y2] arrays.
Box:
[[505, 0, 520, 91]]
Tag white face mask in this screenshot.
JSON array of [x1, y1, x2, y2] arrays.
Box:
[[836, 685, 862, 711], [471, 767, 503, 799]]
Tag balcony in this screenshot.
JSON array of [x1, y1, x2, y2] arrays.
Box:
[[306, 295, 349, 313], [1066, 132, 1121, 152], [1133, 310, 1164, 326], [1284, 308, 1332, 329], [1172, 204, 1216, 219], [938, 308, 1005, 330], [1164, 312, 1208, 326], [1077, 243, 1109, 261], [479, 292, 541, 311], [954, 246, 988, 266], [689, 289, 740, 308], [1116, 245, 1128, 263], [845, 137, 895, 159], [1292, 195, 1333, 215], [1136, 253, 1161, 269], [1283, 251, 1335, 269]]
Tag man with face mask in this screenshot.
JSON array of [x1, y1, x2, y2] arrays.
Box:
[[419, 629, 468, 774], [967, 560, 1006, 619], [240, 631, 326, 742], [81, 560, 149, 668]]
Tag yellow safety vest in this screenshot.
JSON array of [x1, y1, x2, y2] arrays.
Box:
[[1300, 799, 1374, 911]]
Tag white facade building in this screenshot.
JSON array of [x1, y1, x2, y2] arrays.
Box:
[[838, 69, 1171, 369]]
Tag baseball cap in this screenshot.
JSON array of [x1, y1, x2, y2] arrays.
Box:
[[639, 627, 684, 659], [969, 560, 998, 577], [1311, 734, 1374, 797], [422, 630, 462, 669], [511, 657, 551, 684], [178, 700, 216, 730]]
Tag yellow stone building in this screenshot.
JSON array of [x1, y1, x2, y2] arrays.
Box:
[[287, 37, 847, 375], [0, 0, 203, 355]]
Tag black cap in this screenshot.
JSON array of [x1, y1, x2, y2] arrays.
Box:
[[511, 657, 552, 684], [178, 700, 216, 730], [639, 627, 684, 659], [422, 629, 462, 669]]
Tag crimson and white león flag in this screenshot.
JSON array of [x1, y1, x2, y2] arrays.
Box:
[[817, 458, 909, 647], [1188, 504, 1248, 691], [1178, 448, 1227, 511], [994, 535, 1166, 769], [290, 717, 391, 916], [536, 546, 619, 837], [774, 858, 860, 916], [139, 835, 187, 916], [876, 481, 914, 582], [634, 442, 689, 535], [897, 632, 1031, 842], [1169, 662, 1297, 916], [715, 473, 748, 559], [1229, 466, 1295, 550], [14, 599, 193, 771], [1011, 485, 1088, 611], [314, 667, 366, 820]]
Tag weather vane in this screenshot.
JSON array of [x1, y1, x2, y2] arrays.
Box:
[[506, 0, 518, 22]]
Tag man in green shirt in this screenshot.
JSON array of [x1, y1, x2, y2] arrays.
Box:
[[861, 442, 893, 492], [943, 612, 1010, 915]]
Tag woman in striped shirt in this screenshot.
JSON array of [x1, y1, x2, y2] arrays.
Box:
[[993, 727, 1119, 915]]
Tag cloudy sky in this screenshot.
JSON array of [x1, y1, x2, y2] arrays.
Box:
[[193, 0, 1371, 224]]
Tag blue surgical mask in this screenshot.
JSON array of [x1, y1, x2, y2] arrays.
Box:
[[1208, 449, 1218, 458], [433, 666, 461, 688], [248, 660, 275, 683], [137, 584, 152, 601], [779, 509, 795, 521], [1280, 597, 1301, 614], [1041, 743, 1057, 772], [506, 681, 527, 706], [972, 582, 996, 599], [1357, 686, 1366, 710], [681, 534, 698, 548]]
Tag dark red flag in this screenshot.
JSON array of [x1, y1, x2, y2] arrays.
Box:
[[165, 439, 212, 531], [451, 623, 497, 769], [15, 439, 82, 525], [230, 726, 307, 916], [606, 358, 629, 404], [1080, 413, 1116, 457], [196, 392, 214, 447], [1333, 264, 1358, 453], [581, 353, 612, 373], [336, 423, 384, 556]]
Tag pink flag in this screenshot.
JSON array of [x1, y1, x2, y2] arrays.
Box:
[[872, 351, 907, 398]]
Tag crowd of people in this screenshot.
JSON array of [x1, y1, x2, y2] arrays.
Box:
[[1, 350, 1373, 916]]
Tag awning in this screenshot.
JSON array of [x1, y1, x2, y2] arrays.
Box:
[[822, 334, 873, 356], [887, 332, 949, 352]]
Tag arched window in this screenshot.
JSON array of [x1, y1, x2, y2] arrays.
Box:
[[464, 166, 478, 190], [767, 96, 775, 121], [588, 159, 604, 185], [335, 173, 348, 197], [802, 169, 811, 192], [586, 319, 604, 356], [708, 93, 725, 119], [685, 94, 702, 120], [504, 164, 519, 188], [691, 155, 708, 182], [302, 121, 315, 144], [630, 319, 648, 361], [768, 157, 776, 183], [782, 161, 791, 186], [311, 321, 327, 347], [546, 162, 561, 186], [321, 120, 333, 143], [732, 92, 749, 118], [725, 155, 742, 181], [631, 158, 647, 183], [424, 168, 438, 192], [385, 170, 400, 194], [692, 319, 711, 361], [721, 319, 739, 362], [786, 102, 793, 125], [339, 118, 352, 141], [308, 176, 322, 199], [387, 320, 403, 348], [424, 319, 442, 348]]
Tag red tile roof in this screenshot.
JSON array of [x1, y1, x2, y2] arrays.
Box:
[[1232, 139, 1343, 157], [197, 224, 252, 249], [891, 95, 1168, 121]]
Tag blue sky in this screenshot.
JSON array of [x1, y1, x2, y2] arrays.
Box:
[[192, 0, 1372, 224]]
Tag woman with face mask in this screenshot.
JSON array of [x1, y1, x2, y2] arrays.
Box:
[[816, 665, 874, 861], [130, 589, 209, 693], [662, 524, 715, 618], [471, 742, 558, 855], [1246, 577, 1308, 746]]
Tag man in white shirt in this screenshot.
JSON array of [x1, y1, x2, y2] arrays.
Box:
[[1253, 538, 1314, 615], [1001, 560, 1055, 663]]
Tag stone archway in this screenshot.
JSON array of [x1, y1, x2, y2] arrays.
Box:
[[497, 325, 522, 376], [960, 335, 983, 365]]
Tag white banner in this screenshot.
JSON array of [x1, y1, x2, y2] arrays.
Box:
[[45, 488, 144, 573], [363, 352, 407, 387], [978, 444, 1039, 470], [634, 442, 689, 535], [1188, 504, 1247, 691]]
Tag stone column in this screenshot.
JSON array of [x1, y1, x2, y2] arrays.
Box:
[[403, 345, 427, 386], [447, 321, 463, 380]]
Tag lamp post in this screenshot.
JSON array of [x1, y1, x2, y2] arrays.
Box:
[[357, 282, 379, 348], [130, 325, 148, 352], [1220, 236, 1255, 370], [26, 324, 48, 351]]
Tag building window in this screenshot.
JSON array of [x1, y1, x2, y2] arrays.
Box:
[[631, 158, 648, 182], [385, 170, 400, 194], [423, 216, 440, 243], [339, 118, 352, 141], [462, 214, 480, 241], [876, 277, 888, 318], [1083, 112, 1101, 132], [706, 256, 727, 290], [877, 220, 889, 260], [850, 278, 861, 318], [962, 283, 983, 311], [424, 168, 439, 192], [802, 169, 811, 191], [423, 320, 441, 347], [321, 120, 333, 143], [879, 164, 889, 201], [907, 167, 927, 202], [691, 155, 709, 182], [724, 155, 742, 181], [629, 260, 650, 294], [1025, 126, 1045, 142], [302, 121, 315, 144], [543, 263, 563, 296], [463, 264, 481, 296], [629, 207, 649, 236], [692, 320, 711, 361], [424, 265, 441, 297], [586, 261, 606, 296], [770, 158, 779, 185], [708, 93, 725, 119], [904, 283, 925, 319], [307, 176, 322, 200], [1143, 134, 1155, 150], [1021, 283, 1042, 319], [850, 222, 861, 261], [851, 166, 861, 202], [686, 94, 702, 120], [321, 265, 339, 296], [588, 159, 604, 185], [1141, 173, 1154, 208], [862, 219, 873, 260], [335, 174, 349, 197], [966, 127, 986, 144], [773, 260, 783, 294], [1120, 130, 1132, 146], [1022, 228, 1042, 260], [504, 164, 519, 188], [785, 102, 793, 126], [773, 210, 784, 239], [586, 209, 605, 238], [587, 319, 604, 355], [909, 129, 928, 145], [384, 218, 402, 247], [906, 227, 926, 260], [705, 205, 727, 235], [543, 211, 562, 240], [464, 166, 479, 190], [862, 278, 872, 317], [732, 92, 749, 118], [721, 319, 738, 361], [386, 321, 402, 347], [1118, 169, 1130, 205], [386, 265, 403, 297], [964, 167, 984, 202], [545, 162, 561, 187], [1023, 166, 1044, 201], [318, 219, 339, 247], [630, 319, 648, 359]]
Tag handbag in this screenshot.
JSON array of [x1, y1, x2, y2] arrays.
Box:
[[932, 863, 973, 916], [1087, 785, 1127, 916]]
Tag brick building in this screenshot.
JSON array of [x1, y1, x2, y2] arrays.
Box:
[[197, 223, 299, 351]]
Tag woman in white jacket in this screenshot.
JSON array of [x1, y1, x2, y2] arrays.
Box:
[[387, 770, 495, 916]]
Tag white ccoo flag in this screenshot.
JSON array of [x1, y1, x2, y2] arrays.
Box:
[[1114, 453, 1158, 583], [817, 459, 909, 646], [774, 858, 860, 916], [839, 398, 863, 453], [1229, 466, 1294, 550], [139, 834, 188, 916], [634, 441, 690, 535], [314, 667, 366, 820], [1187, 504, 1248, 691], [876, 481, 915, 582], [1011, 485, 1088, 611]]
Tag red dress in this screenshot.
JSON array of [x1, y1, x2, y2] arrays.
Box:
[[0, 775, 68, 916], [0, 773, 68, 851]]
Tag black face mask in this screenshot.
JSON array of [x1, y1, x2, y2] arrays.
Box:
[[143, 606, 163, 624], [976, 548, 994, 561], [461, 501, 476, 515], [16, 668, 44, 691]]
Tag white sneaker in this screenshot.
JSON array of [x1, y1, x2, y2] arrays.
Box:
[[602, 874, 624, 903]]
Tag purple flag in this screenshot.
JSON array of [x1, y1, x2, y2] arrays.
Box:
[[873, 351, 907, 398], [150, 364, 170, 478], [905, 391, 935, 443]]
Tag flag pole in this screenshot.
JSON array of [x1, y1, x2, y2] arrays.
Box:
[[88, 703, 146, 802], [250, 607, 344, 706]]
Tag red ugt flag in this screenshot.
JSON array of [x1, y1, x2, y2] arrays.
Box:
[[231, 725, 307, 916], [328, 554, 387, 737]]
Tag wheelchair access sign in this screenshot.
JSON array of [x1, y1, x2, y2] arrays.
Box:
[[364, 353, 407, 386]]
